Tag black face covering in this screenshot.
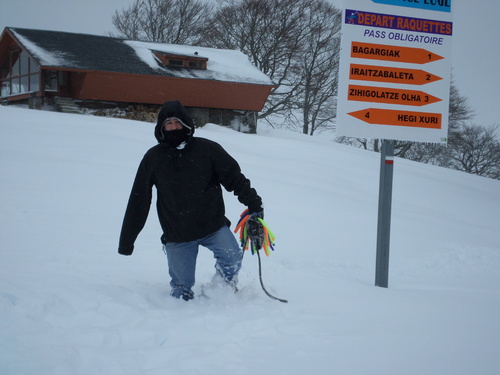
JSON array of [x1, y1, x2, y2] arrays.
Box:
[[161, 128, 188, 147]]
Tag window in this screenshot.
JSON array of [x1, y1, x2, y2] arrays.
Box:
[[188, 61, 204, 69], [31, 73, 40, 92], [168, 59, 184, 67], [0, 49, 40, 97], [152, 50, 208, 70], [45, 70, 59, 91]]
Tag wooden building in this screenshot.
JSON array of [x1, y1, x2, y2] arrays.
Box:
[[0, 27, 275, 131]]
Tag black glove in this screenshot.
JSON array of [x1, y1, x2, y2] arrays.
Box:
[[246, 212, 264, 250]]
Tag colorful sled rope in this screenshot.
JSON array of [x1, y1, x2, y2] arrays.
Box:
[[234, 209, 287, 303], [234, 209, 276, 256]]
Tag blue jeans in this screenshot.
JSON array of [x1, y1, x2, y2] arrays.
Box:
[[164, 225, 243, 296]]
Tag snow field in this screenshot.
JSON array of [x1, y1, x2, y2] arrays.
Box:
[[1, 106, 499, 375]]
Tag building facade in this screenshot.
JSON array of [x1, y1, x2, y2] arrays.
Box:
[[0, 27, 275, 132]]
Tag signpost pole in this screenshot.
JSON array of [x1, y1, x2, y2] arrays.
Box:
[[375, 139, 394, 288]]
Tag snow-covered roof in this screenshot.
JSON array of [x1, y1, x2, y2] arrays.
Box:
[[7, 27, 273, 86], [124, 41, 272, 85]]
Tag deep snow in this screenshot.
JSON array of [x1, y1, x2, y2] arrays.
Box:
[[1, 106, 499, 375]]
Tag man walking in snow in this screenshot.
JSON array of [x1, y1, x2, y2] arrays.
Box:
[[118, 100, 264, 301]]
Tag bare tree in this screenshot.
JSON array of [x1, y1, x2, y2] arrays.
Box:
[[298, 0, 341, 135], [112, 1, 143, 41], [202, 0, 310, 120], [444, 124, 500, 179], [448, 78, 475, 133], [401, 80, 475, 163], [335, 136, 381, 152], [396, 82, 500, 179], [112, 0, 212, 44], [201, 0, 343, 132]]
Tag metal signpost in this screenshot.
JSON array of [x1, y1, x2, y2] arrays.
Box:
[[375, 139, 394, 287], [336, 0, 453, 287]]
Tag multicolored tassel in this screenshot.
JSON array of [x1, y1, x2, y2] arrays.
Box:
[[234, 209, 276, 256]]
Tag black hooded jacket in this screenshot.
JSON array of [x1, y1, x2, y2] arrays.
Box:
[[118, 101, 263, 255]]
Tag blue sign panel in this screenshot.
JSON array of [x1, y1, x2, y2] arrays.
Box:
[[345, 9, 453, 36], [371, 0, 451, 13]]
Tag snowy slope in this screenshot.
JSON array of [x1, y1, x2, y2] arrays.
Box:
[[1, 106, 499, 375]]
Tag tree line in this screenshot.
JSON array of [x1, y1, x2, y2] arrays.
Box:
[[111, 0, 499, 179]]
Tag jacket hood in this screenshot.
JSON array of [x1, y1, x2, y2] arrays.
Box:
[[154, 100, 195, 143]]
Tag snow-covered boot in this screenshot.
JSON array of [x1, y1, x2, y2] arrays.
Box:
[[170, 286, 194, 301]]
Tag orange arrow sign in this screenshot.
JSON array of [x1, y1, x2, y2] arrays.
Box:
[[348, 85, 442, 106], [351, 42, 444, 64], [348, 108, 442, 129], [349, 64, 442, 85]]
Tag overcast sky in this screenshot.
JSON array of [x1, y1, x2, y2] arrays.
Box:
[[1, 0, 498, 127]]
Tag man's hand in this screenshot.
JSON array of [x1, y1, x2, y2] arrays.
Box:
[[246, 212, 264, 250]]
